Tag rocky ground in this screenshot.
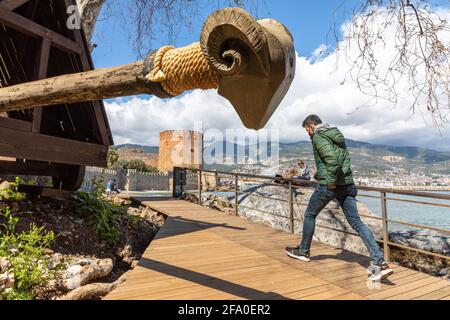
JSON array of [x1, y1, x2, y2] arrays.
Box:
[[0, 196, 166, 300]]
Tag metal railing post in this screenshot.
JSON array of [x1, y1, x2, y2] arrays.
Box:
[[380, 191, 390, 262], [234, 174, 239, 216], [289, 181, 294, 233], [198, 170, 202, 205]]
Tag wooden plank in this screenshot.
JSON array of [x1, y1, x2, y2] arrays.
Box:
[[105, 199, 450, 300], [0, 160, 64, 176], [17, 184, 72, 198], [0, 7, 81, 54], [113, 264, 293, 298], [0, 116, 31, 131], [388, 281, 450, 300], [0, 0, 31, 11], [413, 286, 450, 300], [0, 126, 108, 167], [32, 37, 51, 133], [366, 276, 443, 300]]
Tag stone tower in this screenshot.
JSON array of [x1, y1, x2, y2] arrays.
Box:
[[158, 130, 203, 173]]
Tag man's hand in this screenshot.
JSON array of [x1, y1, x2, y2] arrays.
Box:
[[327, 184, 337, 190]]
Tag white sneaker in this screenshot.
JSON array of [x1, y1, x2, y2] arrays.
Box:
[[368, 262, 394, 282]]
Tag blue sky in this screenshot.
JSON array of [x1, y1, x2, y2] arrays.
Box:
[[92, 0, 364, 67], [90, 1, 450, 150]]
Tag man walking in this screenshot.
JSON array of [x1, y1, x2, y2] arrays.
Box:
[[285, 115, 393, 281]]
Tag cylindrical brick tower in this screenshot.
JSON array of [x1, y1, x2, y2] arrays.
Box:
[[158, 130, 203, 173]]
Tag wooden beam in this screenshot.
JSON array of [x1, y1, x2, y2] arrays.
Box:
[[0, 116, 31, 131], [0, 7, 81, 54], [17, 184, 73, 198], [0, 126, 108, 167], [0, 0, 31, 11], [0, 59, 170, 113], [0, 160, 64, 176]]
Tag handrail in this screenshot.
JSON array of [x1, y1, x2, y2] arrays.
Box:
[[185, 167, 450, 200], [174, 166, 450, 262]]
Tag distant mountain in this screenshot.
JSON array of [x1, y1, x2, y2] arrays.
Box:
[[114, 140, 450, 174], [114, 144, 159, 154], [205, 139, 450, 175], [345, 139, 450, 164]]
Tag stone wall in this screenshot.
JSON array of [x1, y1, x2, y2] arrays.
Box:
[[125, 170, 170, 191], [81, 167, 171, 192]]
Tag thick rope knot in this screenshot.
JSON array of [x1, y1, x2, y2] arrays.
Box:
[[146, 43, 220, 96]]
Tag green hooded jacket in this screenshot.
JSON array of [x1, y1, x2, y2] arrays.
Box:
[[311, 124, 354, 186]]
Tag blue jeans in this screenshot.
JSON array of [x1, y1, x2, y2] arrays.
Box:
[[299, 184, 385, 265]]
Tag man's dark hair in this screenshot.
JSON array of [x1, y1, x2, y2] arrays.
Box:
[[302, 115, 322, 128]]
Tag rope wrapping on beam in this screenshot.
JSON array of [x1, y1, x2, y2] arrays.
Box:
[[146, 43, 219, 96]]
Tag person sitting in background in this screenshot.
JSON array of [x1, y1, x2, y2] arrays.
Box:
[[274, 160, 311, 188], [294, 160, 311, 181], [282, 160, 311, 183], [106, 179, 121, 194]]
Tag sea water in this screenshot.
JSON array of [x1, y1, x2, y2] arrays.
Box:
[[357, 191, 450, 232]]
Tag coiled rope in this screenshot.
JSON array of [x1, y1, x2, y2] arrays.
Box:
[[146, 43, 219, 96]]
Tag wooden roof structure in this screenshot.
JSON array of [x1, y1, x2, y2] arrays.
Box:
[[0, 0, 113, 187]]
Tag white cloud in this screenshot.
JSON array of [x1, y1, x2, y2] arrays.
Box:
[[105, 8, 450, 151]]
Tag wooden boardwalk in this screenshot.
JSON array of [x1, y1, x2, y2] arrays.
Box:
[[105, 198, 450, 300]]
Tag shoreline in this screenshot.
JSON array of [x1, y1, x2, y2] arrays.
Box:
[[358, 186, 450, 192]]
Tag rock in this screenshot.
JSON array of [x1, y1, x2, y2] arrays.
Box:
[[0, 272, 15, 289], [390, 230, 450, 256], [47, 253, 65, 270], [64, 258, 114, 290], [0, 181, 11, 190], [44, 248, 54, 255], [127, 207, 140, 216], [118, 245, 134, 263], [0, 257, 11, 273], [131, 260, 139, 268]]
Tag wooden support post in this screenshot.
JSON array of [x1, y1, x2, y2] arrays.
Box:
[[32, 37, 51, 133], [289, 181, 294, 233], [380, 192, 391, 262], [234, 174, 239, 216], [198, 171, 202, 205]]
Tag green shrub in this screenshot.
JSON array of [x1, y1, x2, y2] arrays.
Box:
[[72, 177, 125, 245], [0, 207, 56, 300], [110, 159, 160, 173], [0, 177, 25, 202]]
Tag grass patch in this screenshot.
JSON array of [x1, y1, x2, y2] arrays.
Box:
[[0, 207, 56, 300]]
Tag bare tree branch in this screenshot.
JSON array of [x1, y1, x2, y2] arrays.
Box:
[[332, 0, 450, 126], [79, 0, 264, 57]]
